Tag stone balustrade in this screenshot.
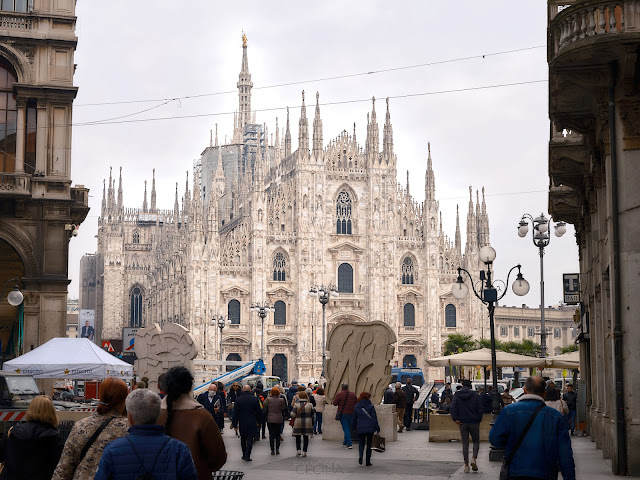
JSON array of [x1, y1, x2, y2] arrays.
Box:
[[0, 173, 30, 195], [0, 14, 32, 30], [549, 2, 640, 60]]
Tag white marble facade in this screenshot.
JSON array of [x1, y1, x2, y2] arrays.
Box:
[[89, 38, 490, 383]]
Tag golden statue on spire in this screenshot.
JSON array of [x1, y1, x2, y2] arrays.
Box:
[[242, 31, 247, 47]]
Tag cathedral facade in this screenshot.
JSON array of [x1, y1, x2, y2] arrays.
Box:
[[85, 38, 490, 382]]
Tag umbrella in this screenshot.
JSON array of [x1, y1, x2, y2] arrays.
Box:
[[426, 348, 545, 368], [544, 350, 580, 369]]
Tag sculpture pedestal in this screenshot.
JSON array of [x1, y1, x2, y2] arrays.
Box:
[[322, 404, 398, 443]]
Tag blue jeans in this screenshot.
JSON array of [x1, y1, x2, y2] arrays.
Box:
[[314, 412, 323, 433], [340, 414, 353, 446], [567, 409, 577, 433]]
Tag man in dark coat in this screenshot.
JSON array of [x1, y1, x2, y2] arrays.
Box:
[[231, 385, 262, 461], [287, 383, 298, 412], [478, 386, 492, 414], [392, 382, 407, 433], [402, 379, 419, 430], [197, 383, 226, 433], [450, 379, 483, 473], [563, 384, 578, 435], [383, 385, 394, 404]]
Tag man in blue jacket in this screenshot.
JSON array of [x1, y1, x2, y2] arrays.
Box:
[[450, 379, 483, 473], [490, 376, 575, 480], [95, 388, 197, 480]]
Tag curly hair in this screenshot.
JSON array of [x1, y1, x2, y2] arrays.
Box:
[[164, 366, 194, 431]]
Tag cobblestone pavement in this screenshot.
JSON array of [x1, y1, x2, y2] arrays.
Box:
[[217, 421, 615, 479]]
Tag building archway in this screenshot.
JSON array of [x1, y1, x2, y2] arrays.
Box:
[[0, 239, 24, 359], [226, 353, 241, 372], [272, 353, 288, 382], [403, 354, 417, 367]]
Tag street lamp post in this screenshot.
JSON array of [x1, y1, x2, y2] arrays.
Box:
[[250, 301, 275, 360], [213, 315, 230, 362], [309, 283, 339, 379], [518, 213, 567, 358], [452, 245, 530, 415]]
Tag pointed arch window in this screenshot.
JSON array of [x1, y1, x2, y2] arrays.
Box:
[[228, 299, 241, 325], [403, 303, 415, 327], [401, 257, 415, 285], [337, 263, 353, 293], [336, 191, 352, 234], [274, 300, 286, 325], [130, 286, 143, 327], [273, 252, 286, 281], [445, 304, 456, 328], [133, 230, 140, 244]]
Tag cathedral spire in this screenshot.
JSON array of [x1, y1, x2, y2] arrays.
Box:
[[466, 186, 477, 250], [353, 122, 356, 145], [215, 123, 219, 147], [366, 96, 379, 160], [425, 141, 435, 202], [312, 91, 323, 157], [274, 117, 281, 161], [150, 168, 156, 212], [284, 107, 292, 158], [209, 129, 213, 148], [101, 179, 106, 218], [406, 170, 410, 195], [117, 167, 123, 212], [383, 97, 393, 158], [143, 180, 148, 213], [455, 204, 461, 255], [298, 90, 309, 155], [237, 32, 253, 133], [184, 171, 190, 215], [174, 182, 179, 228]]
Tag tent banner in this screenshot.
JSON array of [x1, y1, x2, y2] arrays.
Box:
[[4, 364, 133, 379]]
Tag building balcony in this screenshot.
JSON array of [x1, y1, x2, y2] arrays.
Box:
[[398, 326, 423, 336], [267, 324, 294, 335], [0, 173, 31, 197]]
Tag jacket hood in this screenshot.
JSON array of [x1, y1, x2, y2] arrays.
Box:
[[455, 386, 477, 400], [356, 399, 372, 407], [10, 420, 58, 440]]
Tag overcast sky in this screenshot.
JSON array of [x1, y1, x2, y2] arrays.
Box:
[[68, 1, 579, 311]]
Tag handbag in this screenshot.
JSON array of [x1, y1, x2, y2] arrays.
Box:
[[335, 392, 349, 421], [372, 433, 385, 452], [499, 403, 545, 480]]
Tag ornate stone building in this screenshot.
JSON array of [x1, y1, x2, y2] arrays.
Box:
[[85, 38, 490, 382], [547, 1, 640, 475], [0, 1, 88, 361]]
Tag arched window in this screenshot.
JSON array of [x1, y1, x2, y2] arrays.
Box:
[[273, 252, 286, 281], [133, 230, 140, 244], [228, 299, 241, 324], [226, 353, 241, 372], [445, 304, 456, 328], [401, 257, 415, 284], [403, 355, 417, 368], [403, 303, 415, 327], [336, 191, 352, 234], [274, 300, 286, 325], [0, 59, 18, 173], [337, 263, 353, 293], [130, 286, 143, 327]]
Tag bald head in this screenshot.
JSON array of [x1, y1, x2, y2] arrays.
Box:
[[243, 385, 252, 392], [524, 376, 546, 397]]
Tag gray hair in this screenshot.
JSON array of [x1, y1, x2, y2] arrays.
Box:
[[126, 389, 161, 425], [396, 382, 402, 388]]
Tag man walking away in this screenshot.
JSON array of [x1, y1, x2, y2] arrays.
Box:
[[563, 384, 578, 436], [197, 383, 225, 433], [402, 379, 419, 430], [231, 385, 261, 461], [450, 379, 483, 473], [332, 383, 357, 449], [490, 376, 575, 480], [478, 386, 492, 414], [95, 389, 197, 480], [392, 382, 407, 433], [383, 384, 394, 405]]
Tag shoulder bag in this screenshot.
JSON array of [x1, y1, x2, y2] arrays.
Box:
[[499, 403, 545, 480], [78, 416, 115, 465], [335, 392, 348, 421]]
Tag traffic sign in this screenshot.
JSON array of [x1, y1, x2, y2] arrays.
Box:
[[101, 341, 114, 352]]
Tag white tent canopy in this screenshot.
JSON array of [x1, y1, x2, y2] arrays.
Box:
[[2, 338, 134, 380], [426, 348, 546, 368], [545, 350, 580, 369]]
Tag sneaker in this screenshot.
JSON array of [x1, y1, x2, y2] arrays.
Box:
[[471, 460, 478, 471], [347, 445, 353, 449], [302, 452, 307, 457], [271, 450, 275, 455], [464, 465, 470, 473], [359, 457, 363, 465], [297, 450, 302, 456], [276, 450, 280, 455]]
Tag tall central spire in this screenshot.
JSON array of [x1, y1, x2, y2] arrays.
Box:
[[237, 32, 253, 133]]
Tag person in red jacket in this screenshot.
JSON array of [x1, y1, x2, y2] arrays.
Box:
[[332, 383, 358, 448]]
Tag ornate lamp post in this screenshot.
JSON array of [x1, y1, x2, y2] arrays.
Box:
[[212, 315, 230, 362], [1, 278, 23, 306], [452, 245, 530, 415], [249, 301, 274, 360], [309, 283, 339, 379], [517, 213, 567, 358]]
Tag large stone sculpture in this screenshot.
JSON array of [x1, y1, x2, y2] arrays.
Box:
[[134, 323, 198, 392], [325, 321, 396, 403]]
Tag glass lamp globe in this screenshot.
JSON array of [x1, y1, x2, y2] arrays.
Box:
[[7, 287, 23, 306], [538, 221, 548, 233], [479, 245, 497, 264], [518, 229, 527, 238], [555, 222, 567, 237], [512, 273, 530, 296], [518, 222, 529, 236], [451, 280, 469, 299]]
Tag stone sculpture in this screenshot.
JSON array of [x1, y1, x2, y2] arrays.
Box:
[[325, 321, 396, 403], [134, 323, 198, 392]]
